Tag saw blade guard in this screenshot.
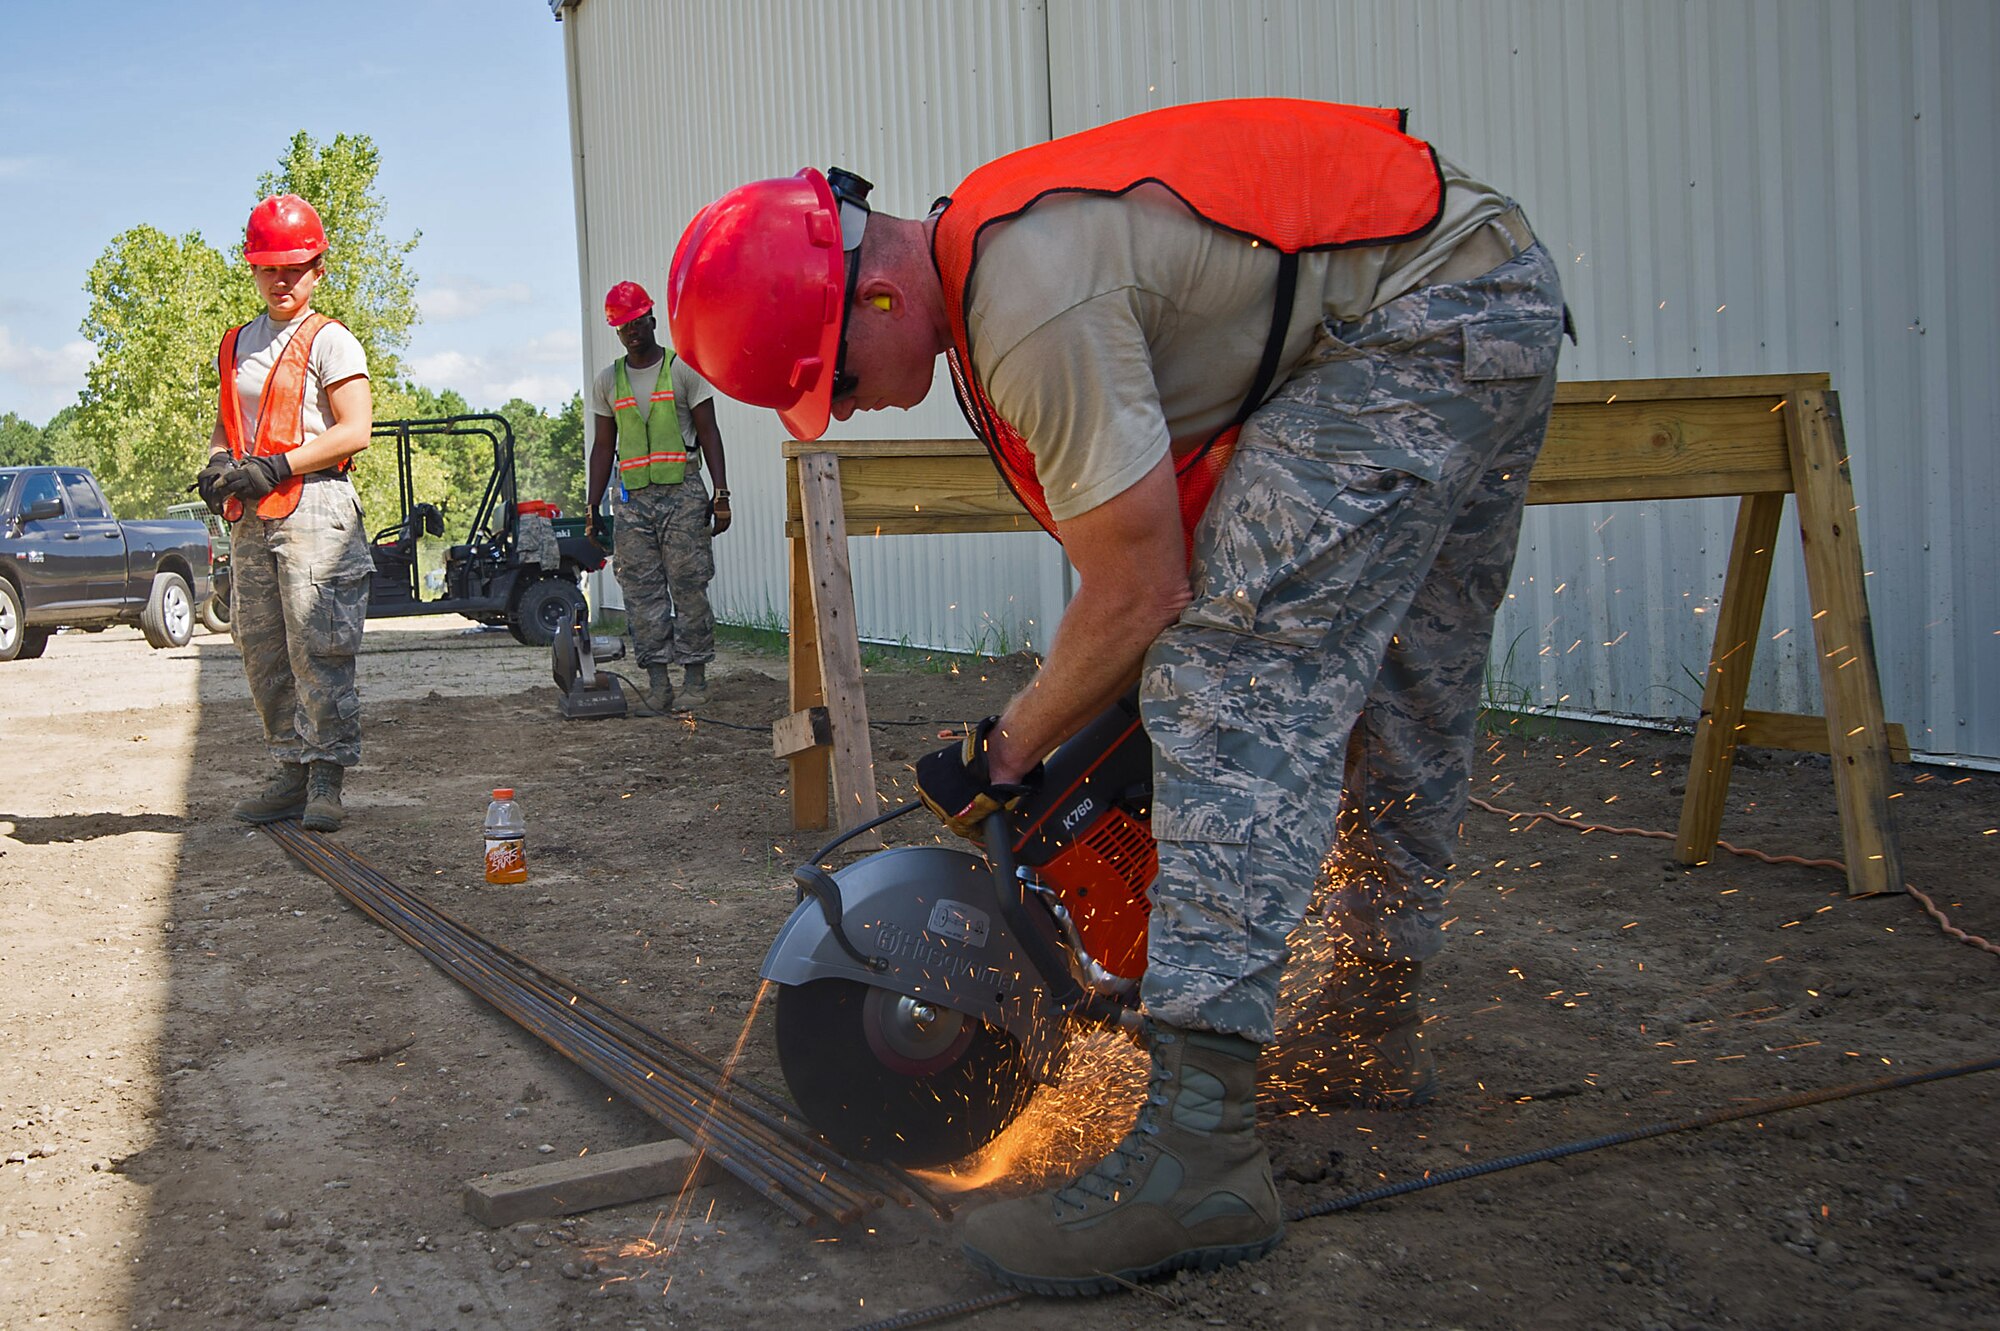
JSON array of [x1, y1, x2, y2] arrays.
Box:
[[759, 844, 1071, 1082]]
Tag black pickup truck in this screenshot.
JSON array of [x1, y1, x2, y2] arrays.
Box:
[[0, 465, 215, 662]]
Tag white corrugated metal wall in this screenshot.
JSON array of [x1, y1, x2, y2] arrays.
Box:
[[560, 1, 1999, 764], [560, 0, 1069, 658]]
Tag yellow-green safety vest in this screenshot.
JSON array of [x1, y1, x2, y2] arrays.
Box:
[[612, 354, 688, 490]]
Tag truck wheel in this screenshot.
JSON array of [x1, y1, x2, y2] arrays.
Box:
[[140, 571, 195, 649], [198, 591, 231, 635], [511, 578, 585, 648], [0, 580, 48, 661]]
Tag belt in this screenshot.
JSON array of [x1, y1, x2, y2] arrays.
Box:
[[1425, 205, 1536, 287]]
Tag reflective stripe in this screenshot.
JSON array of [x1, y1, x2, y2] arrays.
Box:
[[618, 451, 689, 471], [612, 396, 638, 410]]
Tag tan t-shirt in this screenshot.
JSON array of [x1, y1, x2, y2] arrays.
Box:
[[230, 313, 369, 444], [589, 352, 714, 464], [965, 155, 1511, 522]]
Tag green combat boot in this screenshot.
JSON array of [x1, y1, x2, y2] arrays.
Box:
[[959, 1021, 1282, 1295], [301, 761, 346, 833], [680, 662, 708, 709], [231, 763, 309, 824], [643, 664, 675, 713], [1275, 958, 1435, 1110]]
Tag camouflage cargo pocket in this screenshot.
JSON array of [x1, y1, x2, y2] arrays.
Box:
[[1186, 443, 1418, 651], [1461, 316, 1563, 382], [307, 579, 369, 657], [1149, 782, 1259, 977]]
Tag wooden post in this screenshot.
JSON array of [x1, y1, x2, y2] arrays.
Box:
[[1782, 389, 1903, 896], [792, 453, 880, 843], [1677, 491, 1786, 864], [784, 511, 829, 831]]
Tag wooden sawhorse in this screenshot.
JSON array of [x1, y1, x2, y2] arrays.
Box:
[[779, 374, 1904, 897]]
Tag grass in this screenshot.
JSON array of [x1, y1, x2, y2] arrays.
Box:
[[1478, 628, 1562, 739]]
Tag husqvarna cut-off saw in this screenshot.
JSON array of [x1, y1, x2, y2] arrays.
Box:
[[764, 694, 1160, 1168]]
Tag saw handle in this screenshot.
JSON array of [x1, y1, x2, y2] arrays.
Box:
[[983, 812, 1085, 1010], [791, 864, 887, 972]]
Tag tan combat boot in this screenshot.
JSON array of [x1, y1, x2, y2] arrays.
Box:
[[679, 662, 708, 709], [643, 664, 675, 713], [959, 1021, 1282, 1295], [1274, 958, 1436, 1110], [301, 761, 346, 833], [231, 763, 309, 824]]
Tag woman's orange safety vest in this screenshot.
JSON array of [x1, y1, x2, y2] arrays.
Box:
[[931, 98, 1445, 545], [217, 312, 338, 521]]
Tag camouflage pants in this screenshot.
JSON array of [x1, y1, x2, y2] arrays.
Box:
[[517, 513, 560, 570], [611, 474, 715, 669], [1140, 243, 1566, 1042], [230, 479, 373, 767]]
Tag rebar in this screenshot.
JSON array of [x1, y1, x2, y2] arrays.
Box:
[[262, 820, 922, 1227]]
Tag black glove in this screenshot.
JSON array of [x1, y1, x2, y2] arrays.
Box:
[[914, 716, 1040, 842], [216, 452, 292, 501], [709, 488, 732, 536], [587, 509, 611, 549], [191, 454, 235, 516]]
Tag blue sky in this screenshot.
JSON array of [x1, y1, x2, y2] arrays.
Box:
[[0, 1, 580, 425]]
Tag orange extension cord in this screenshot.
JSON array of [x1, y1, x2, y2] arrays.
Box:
[[1467, 796, 2000, 958]]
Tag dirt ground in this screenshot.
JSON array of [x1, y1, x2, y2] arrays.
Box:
[[2, 616, 1996, 1331]]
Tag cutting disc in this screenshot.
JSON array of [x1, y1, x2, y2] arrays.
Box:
[[774, 977, 1034, 1168]]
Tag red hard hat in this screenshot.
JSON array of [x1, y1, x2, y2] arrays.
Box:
[[243, 194, 327, 265], [604, 280, 654, 327], [667, 169, 846, 441]]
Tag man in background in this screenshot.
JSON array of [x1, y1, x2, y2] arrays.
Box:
[[585, 280, 731, 711]]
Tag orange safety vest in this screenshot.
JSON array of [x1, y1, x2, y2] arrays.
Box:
[[217, 311, 341, 521], [932, 98, 1445, 547]]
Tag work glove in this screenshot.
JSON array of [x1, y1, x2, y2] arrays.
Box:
[[216, 452, 292, 501], [709, 488, 732, 536], [914, 716, 1041, 843], [587, 509, 611, 550], [190, 454, 235, 516]]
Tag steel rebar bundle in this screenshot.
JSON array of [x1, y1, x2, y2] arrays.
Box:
[[262, 820, 948, 1227]]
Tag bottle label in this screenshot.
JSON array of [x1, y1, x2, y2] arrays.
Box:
[[485, 836, 526, 883]]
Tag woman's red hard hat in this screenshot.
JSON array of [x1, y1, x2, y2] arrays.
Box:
[[243, 195, 328, 266]]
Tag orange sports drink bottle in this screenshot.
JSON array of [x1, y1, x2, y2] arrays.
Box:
[[483, 788, 527, 884]]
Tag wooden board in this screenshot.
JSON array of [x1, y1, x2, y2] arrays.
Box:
[[1739, 709, 1913, 765], [795, 453, 881, 842], [1783, 390, 1904, 896], [462, 1139, 708, 1227], [786, 526, 829, 830], [1678, 492, 1786, 865], [1530, 396, 1796, 504], [771, 706, 833, 760], [785, 446, 1037, 537]]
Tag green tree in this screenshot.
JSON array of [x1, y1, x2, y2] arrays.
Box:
[[40, 406, 92, 468], [0, 412, 51, 466], [258, 132, 420, 383], [75, 225, 252, 515], [500, 394, 586, 515]]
